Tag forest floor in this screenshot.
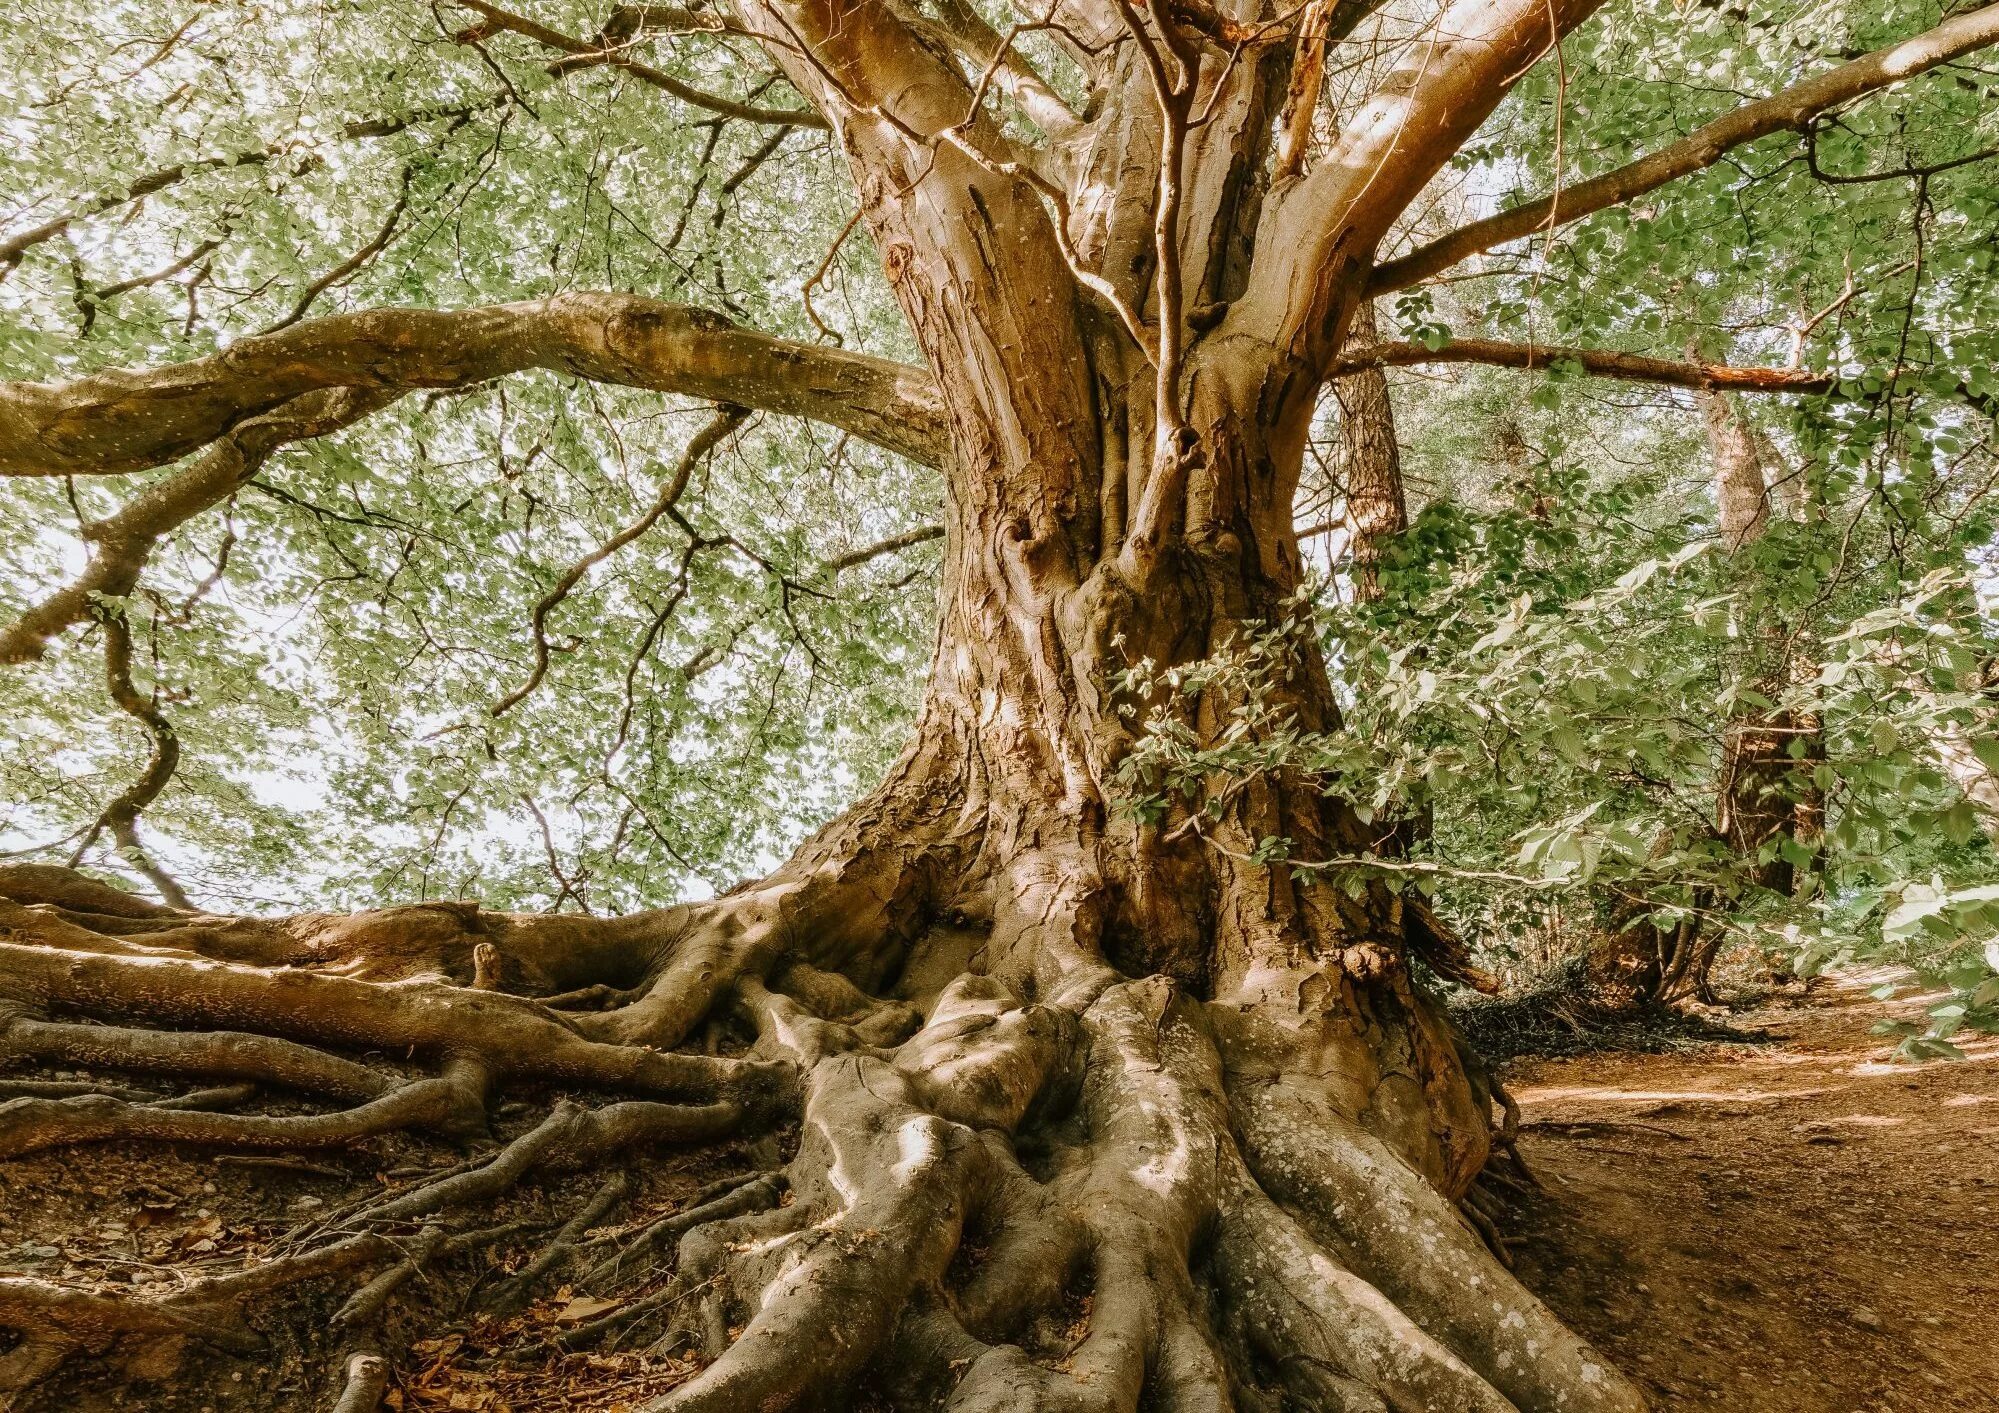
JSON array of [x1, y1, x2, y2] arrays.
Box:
[[1503, 968, 1999, 1413]]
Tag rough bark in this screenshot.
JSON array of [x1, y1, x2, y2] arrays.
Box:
[[1332, 303, 1410, 605], [1588, 394, 1823, 1005]]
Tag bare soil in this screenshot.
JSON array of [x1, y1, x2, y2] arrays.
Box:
[[1503, 970, 1999, 1412]]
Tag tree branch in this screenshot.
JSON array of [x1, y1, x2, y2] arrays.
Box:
[[263, 166, 418, 334], [70, 608, 192, 910], [492, 404, 748, 716], [897, 0, 1082, 140], [1370, 3, 1999, 294], [816, 523, 943, 574], [454, 0, 828, 128], [0, 388, 398, 664], [1228, 0, 1606, 385], [1332, 339, 1838, 394], [0, 292, 949, 478]]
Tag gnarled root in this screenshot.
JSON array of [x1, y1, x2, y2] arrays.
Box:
[[617, 963, 1644, 1413], [0, 863, 1643, 1413]]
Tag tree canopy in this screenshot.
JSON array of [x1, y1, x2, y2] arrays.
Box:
[[6, 1, 1999, 1409]]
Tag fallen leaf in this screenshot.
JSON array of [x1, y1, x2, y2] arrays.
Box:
[[553, 1297, 621, 1324]]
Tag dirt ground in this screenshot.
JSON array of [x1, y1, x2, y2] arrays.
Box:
[[1502, 970, 1999, 1413]]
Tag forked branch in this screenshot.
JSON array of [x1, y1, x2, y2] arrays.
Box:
[[452, 0, 829, 129], [492, 404, 748, 716]]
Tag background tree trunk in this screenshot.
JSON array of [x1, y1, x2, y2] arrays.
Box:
[[1591, 394, 1826, 1006], [1335, 301, 1411, 605]]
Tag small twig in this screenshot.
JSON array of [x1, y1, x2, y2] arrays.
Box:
[[262, 165, 417, 334]]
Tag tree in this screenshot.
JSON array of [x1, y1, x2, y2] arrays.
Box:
[[4, 1, 1999, 1409]]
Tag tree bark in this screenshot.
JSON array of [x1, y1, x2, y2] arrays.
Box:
[[1589, 393, 1824, 1005], [1333, 301, 1410, 604]]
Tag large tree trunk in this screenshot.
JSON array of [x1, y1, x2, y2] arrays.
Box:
[[0, 375, 1639, 1411], [0, 390, 1636, 1409]]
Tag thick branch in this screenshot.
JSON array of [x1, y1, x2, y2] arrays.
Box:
[[1371, 3, 1999, 293], [901, 0, 1081, 140], [1332, 338, 1839, 393], [1231, 0, 1606, 382], [0, 293, 949, 477]]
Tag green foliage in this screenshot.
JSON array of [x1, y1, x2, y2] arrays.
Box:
[[1122, 380, 1999, 1053], [4, 0, 1999, 1053], [0, 0, 936, 909]]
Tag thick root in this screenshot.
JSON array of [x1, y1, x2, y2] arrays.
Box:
[[0, 864, 1644, 1413]]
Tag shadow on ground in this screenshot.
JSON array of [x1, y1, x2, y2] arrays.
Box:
[[1502, 971, 1999, 1412]]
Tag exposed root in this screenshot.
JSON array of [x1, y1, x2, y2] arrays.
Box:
[[484, 1170, 634, 1311], [0, 862, 1646, 1413], [0, 1012, 392, 1101], [579, 1172, 785, 1291], [330, 1350, 389, 1413], [0, 939, 789, 1108], [0, 1065, 482, 1159], [332, 1220, 530, 1329]]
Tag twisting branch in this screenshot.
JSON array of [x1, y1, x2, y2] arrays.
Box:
[[1331, 338, 1842, 393], [1109, 0, 1198, 442], [1370, 3, 1999, 294], [452, 0, 828, 128], [492, 405, 747, 716], [0, 292, 949, 477], [264, 165, 419, 334], [1109, 0, 1204, 583], [69, 607, 191, 910]]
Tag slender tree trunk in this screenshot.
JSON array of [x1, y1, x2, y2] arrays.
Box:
[[1335, 301, 1410, 604], [1684, 392, 1824, 999], [1591, 394, 1825, 1005]]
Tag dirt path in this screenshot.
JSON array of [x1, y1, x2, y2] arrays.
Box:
[[1503, 971, 1999, 1412]]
